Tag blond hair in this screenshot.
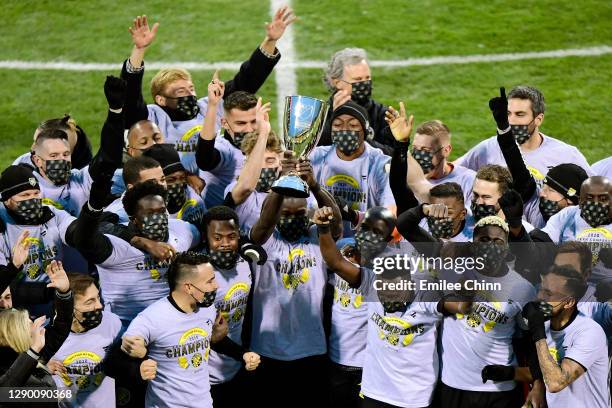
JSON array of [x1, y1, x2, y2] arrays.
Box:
[[415, 120, 451, 144], [474, 215, 509, 234], [150, 68, 192, 99], [0, 309, 32, 352], [240, 131, 283, 155]]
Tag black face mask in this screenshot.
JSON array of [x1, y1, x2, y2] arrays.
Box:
[[427, 217, 455, 239], [209, 249, 239, 270], [580, 201, 611, 227], [471, 201, 498, 222], [164, 95, 200, 121], [12, 198, 43, 224], [539, 197, 562, 220], [510, 119, 535, 145], [332, 130, 361, 156], [140, 213, 169, 241], [474, 241, 508, 272], [44, 159, 72, 185], [255, 167, 279, 192], [411, 149, 435, 173], [355, 229, 387, 259], [75, 308, 103, 331], [191, 284, 216, 308], [277, 215, 310, 242], [167, 182, 187, 214], [351, 79, 372, 105], [382, 301, 407, 314]]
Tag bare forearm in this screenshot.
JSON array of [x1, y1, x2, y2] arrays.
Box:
[[406, 154, 431, 203], [233, 130, 269, 204], [128, 46, 146, 69], [319, 229, 360, 285], [535, 339, 570, 391], [312, 186, 343, 239], [250, 192, 284, 244], [260, 37, 277, 56], [202, 103, 219, 141]]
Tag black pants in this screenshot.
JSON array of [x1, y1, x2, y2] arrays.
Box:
[[431, 382, 523, 408], [211, 367, 254, 408], [249, 354, 327, 405], [361, 395, 430, 408], [328, 361, 363, 408]]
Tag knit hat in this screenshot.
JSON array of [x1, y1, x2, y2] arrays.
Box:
[[544, 164, 588, 204], [142, 144, 185, 176], [332, 101, 372, 136], [0, 165, 40, 201]]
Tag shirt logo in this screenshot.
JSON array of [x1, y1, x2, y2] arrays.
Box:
[[165, 327, 211, 369]]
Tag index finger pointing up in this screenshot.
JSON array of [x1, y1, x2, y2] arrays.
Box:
[[499, 87, 506, 100], [212, 69, 220, 82]]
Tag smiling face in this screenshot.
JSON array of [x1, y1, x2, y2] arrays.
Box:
[[206, 219, 240, 252]]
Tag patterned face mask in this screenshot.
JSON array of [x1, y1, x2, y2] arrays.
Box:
[[580, 201, 611, 227], [332, 130, 361, 156], [44, 159, 72, 185], [277, 215, 310, 242], [471, 201, 498, 222], [355, 229, 387, 258], [14, 198, 43, 224], [191, 284, 216, 308], [427, 217, 455, 239], [174, 95, 200, 120], [140, 213, 169, 241], [209, 249, 239, 270], [255, 167, 279, 192], [382, 301, 407, 314], [230, 131, 248, 149], [510, 119, 535, 145], [351, 79, 372, 105], [473, 241, 508, 272], [411, 149, 435, 173], [75, 308, 103, 331], [167, 182, 187, 213], [539, 197, 562, 220]]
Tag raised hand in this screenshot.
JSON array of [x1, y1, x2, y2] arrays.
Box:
[[265, 6, 297, 41], [522, 301, 553, 342], [45, 260, 70, 294], [11, 230, 32, 269], [296, 158, 316, 188], [332, 89, 351, 111], [423, 203, 449, 219], [385, 102, 414, 142], [207, 70, 225, 106], [488, 87, 509, 130], [280, 150, 298, 176], [129, 15, 159, 50], [243, 352, 261, 371], [104, 75, 128, 110], [312, 207, 335, 225], [140, 359, 157, 381], [30, 315, 46, 353], [255, 97, 272, 137], [498, 189, 524, 229]]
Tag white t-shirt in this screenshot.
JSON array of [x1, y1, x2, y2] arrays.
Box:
[[199, 136, 244, 209], [455, 134, 592, 188], [440, 268, 536, 391], [35, 167, 93, 217], [428, 163, 476, 204], [124, 297, 216, 408], [52, 311, 122, 408], [208, 259, 252, 384], [544, 313, 609, 408], [541, 205, 612, 284], [250, 227, 327, 360], [591, 157, 612, 179]]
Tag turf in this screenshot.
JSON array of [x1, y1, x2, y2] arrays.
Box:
[[0, 0, 610, 168]]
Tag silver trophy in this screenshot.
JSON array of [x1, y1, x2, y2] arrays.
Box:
[[271, 95, 329, 198]]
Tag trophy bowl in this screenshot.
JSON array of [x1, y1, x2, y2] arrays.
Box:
[[271, 95, 329, 198]]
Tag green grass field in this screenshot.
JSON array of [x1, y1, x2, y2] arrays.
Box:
[[0, 0, 610, 168]]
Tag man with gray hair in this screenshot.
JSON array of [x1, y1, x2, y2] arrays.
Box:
[[318, 48, 395, 155], [456, 85, 592, 187]]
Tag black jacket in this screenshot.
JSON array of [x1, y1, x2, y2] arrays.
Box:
[[318, 96, 395, 156]]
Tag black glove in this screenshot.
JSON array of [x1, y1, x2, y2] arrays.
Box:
[[521, 301, 552, 342], [498, 189, 524, 229], [88, 179, 113, 210], [598, 247, 612, 269], [104, 75, 127, 110], [481, 365, 515, 383], [489, 87, 510, 130], [334, 196, 357, 224], [239, 242, 267, 266], [595, 280, 612, 302]]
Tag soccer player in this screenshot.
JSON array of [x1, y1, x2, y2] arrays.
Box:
[[456, 86, 592, 185], [311, 101, 395, 236], [69, 180, 200, 328], [523, 265, 609, 407]]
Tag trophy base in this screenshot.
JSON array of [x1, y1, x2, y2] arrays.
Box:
[[271, 175, 310, 198]]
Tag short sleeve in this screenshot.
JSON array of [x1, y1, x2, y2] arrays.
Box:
[[124, 309, 155, 345], [358, 267, 375, 297], [564, 323, 607, 370], [56, 209, 77, 245]]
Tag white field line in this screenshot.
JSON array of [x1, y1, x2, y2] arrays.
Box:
[[270, 0, 297, 130]]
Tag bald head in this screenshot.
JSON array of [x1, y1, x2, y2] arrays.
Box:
[[127, 120, 164, 157], [580, 176, 612, 203], [362, 206, 396, 241]]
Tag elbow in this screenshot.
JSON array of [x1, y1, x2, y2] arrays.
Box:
[[546, 380, 568, 393]]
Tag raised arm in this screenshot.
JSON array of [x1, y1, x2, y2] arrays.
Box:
[[223, 6, 296, 97], [490, 87, 536, 202], [230, 98, 271, 205], [312, 207, 361, 286], [122, 15, 159, 128], [249, 191, 284, 245], [195, 72, 224, 171]]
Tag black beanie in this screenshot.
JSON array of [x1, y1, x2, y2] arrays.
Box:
[[0, 165, 40, 201], [142, 144, 185, 176], [544, 163, 588, 204], [332, 101, 371, 134]]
